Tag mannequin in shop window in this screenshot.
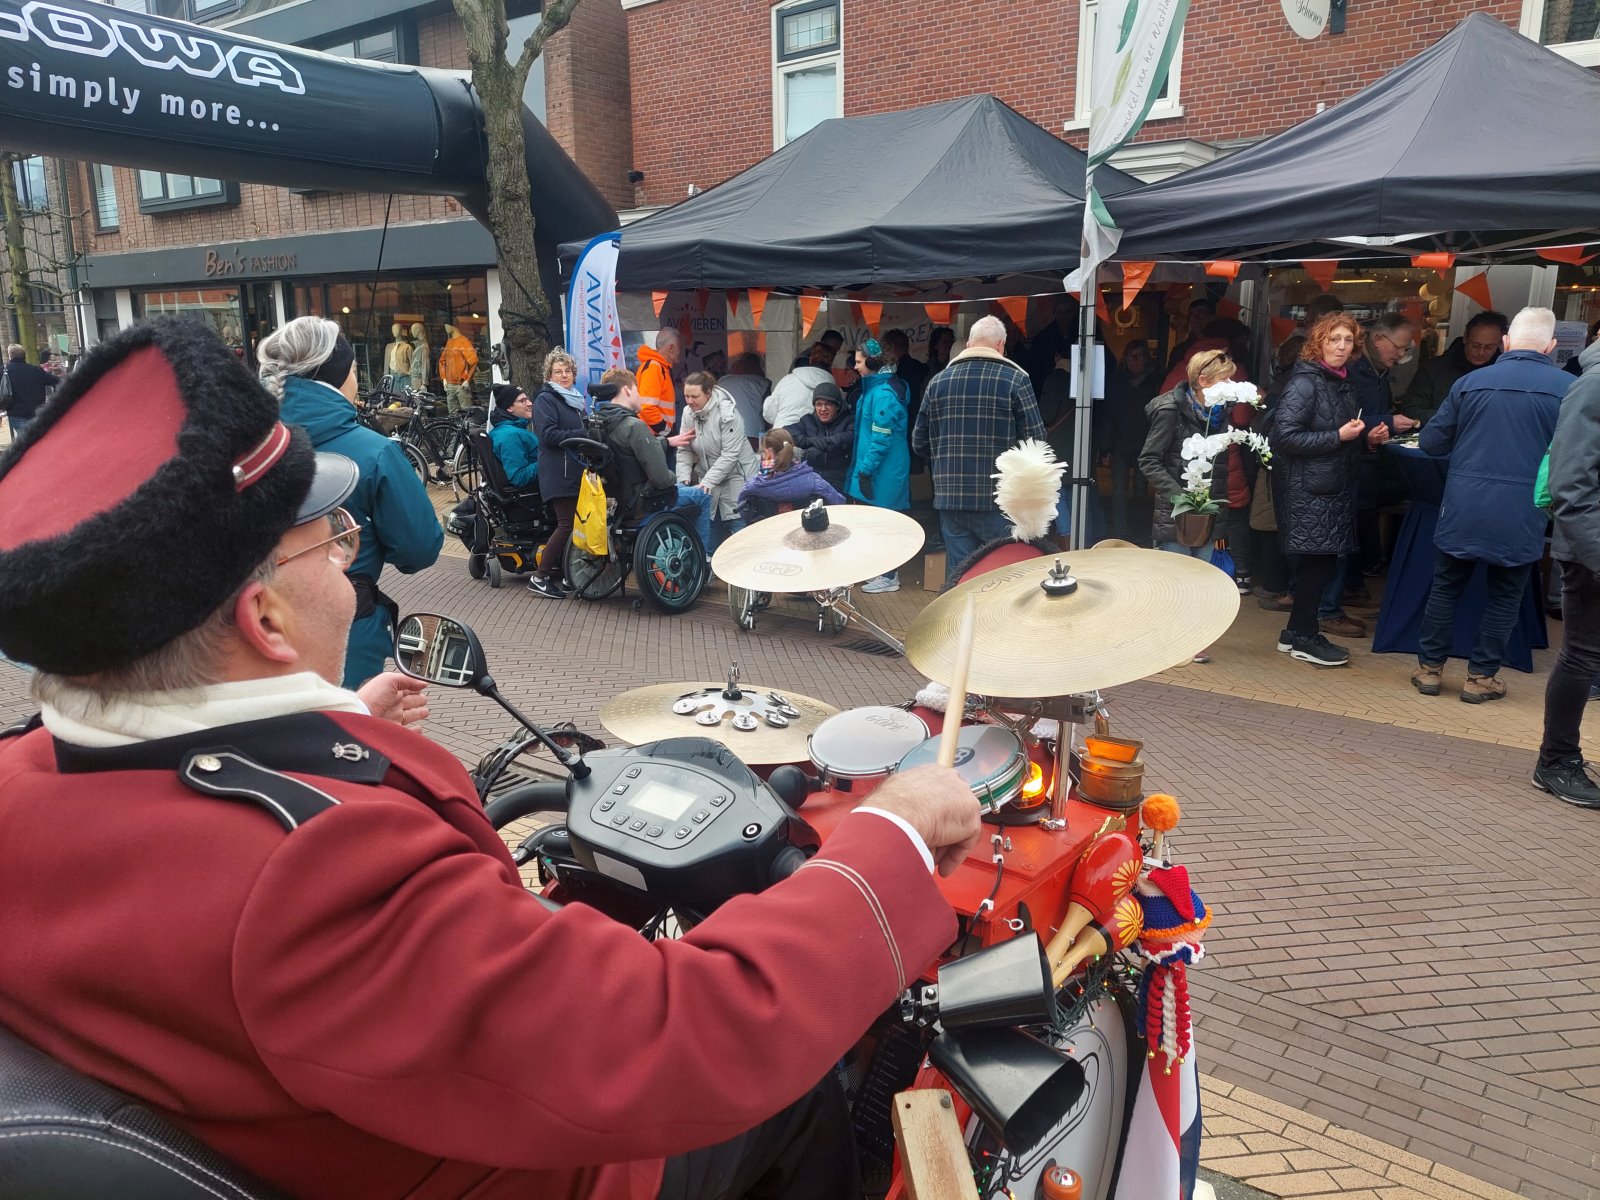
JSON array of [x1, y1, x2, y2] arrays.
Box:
[[408, 322, 430, 393], [384, 322, 412, 386], [439, 323, 478, 416]]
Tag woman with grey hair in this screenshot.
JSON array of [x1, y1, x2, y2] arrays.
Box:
[[260, 316, 443, 684], [528, 347, 589, 599]]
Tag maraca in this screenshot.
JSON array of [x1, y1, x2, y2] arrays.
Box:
[[1052, 894, 1143, 987], [1044, 832, 1141, 974]]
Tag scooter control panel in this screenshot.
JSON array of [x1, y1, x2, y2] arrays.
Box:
[[566, 738, 819, 908]]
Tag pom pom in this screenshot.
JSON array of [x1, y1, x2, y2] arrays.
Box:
[[1142, 793, 1181, 832], [992, 439, 1066, 542]]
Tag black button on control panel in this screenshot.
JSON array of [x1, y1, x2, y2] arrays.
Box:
[[611, 813, 628, 826], [692, 810, 709, 824], [647, 825, 663, 838], [630, 819, 647, 831], [710, 794, 729, 807], [598, 799, 615, 812], [625, 767, 642, 778], [612, 784, 629, 795]]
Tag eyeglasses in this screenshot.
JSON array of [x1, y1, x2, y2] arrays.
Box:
[[276, 507, 362, 570], [1375, 332, 1415, 364]]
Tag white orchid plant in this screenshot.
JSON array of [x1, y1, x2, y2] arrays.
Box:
[[1197, 380, 1263, 409], [1172, 429, 1274, 516]]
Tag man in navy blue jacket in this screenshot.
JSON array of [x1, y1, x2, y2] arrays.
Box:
[[1411, 307, 1567, 705]]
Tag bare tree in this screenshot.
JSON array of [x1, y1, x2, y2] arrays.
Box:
[[0, 153, 39, 361], [451, 0, 582, 389]]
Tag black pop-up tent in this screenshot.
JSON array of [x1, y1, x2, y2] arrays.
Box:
[[577, 95, 1141, 297], [1104, 13, 1600, 264]]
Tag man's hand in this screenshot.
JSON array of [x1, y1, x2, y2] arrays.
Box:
[[1391, 413, 1419, 434], [357, 672, 430, 727], [696, 481, 715, 493], [857, 473, 874, 499], [865, 764, 984, 876], [667, 429, 696, 448], [1366, 423, 1391, 449]]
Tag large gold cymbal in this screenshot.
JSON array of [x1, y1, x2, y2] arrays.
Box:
[[711, 504, 926, 592], [599, 681, 839, 765], [906, 549, 1240, 697]]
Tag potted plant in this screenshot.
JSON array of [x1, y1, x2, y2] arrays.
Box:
[[1171, 426, 1274, 548]]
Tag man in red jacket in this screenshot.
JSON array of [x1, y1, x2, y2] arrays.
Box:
[[0, 319, 982, 1199]]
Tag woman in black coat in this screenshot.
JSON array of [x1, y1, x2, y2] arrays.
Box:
[[1270, 313, 1382, 666], [528, 348, 590, 599], [784, 383, 854, 493]]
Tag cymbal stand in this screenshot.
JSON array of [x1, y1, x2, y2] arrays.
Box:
[[812, 587, 905, 656]]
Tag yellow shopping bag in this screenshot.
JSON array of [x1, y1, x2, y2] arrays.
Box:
[[571, 469, 609, 557]]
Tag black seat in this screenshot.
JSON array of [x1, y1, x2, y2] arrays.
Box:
[[0, 1023, 290, 1198], [470, 431, 546, 530]]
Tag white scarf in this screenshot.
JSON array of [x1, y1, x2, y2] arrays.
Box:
[[40, 672, 369, 748]]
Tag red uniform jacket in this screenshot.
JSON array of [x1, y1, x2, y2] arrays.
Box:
[[0, 711, 955, 1198]]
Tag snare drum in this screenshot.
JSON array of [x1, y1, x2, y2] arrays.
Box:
[[897, 725, 1028, 813], [808, 706, 929, 789]]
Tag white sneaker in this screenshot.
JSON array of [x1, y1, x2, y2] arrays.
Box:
[[861, 574, 900, 594]]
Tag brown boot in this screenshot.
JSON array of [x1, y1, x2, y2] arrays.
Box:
[[1319, 614, 1368, 638], [1461, 674, 1507, 704], [1410, 662, 1444, 696]]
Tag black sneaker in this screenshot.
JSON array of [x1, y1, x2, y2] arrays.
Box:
[[526, 574, 565, 600], [1287, 632, 1349, 667], [552, 577, 574, 596], [1276, 628, 1295, 653], [1533, 757, 1600, 808]]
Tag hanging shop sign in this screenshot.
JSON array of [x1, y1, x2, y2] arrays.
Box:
[[1282, 0, 1330, 40]]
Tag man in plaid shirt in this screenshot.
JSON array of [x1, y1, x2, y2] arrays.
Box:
[[913, 315, 1047, 586]]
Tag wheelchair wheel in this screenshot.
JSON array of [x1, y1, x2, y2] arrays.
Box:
[[565, 542, 624, 601], [633, 513, 707, 613], [728, 584, 757, 631], [488, 557, 504, 589], [469, 553, 487, 580]]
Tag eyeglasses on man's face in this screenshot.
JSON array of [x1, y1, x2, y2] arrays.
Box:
[[1376, 332, 1415, 363], [276, 507, 362, 571]]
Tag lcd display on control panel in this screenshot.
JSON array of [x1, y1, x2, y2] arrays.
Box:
[[631, 782, 697, 821]]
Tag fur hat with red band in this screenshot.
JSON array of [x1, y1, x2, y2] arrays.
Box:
[[0, 317, 320, 676]]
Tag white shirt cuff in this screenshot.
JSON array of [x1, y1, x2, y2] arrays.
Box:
[[855, 806, 936, 873]]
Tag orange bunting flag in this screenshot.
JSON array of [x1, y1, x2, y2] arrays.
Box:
[[1269, 317, 1298, 345], [925, 302, 955, 326], [693, 288, 710, 313], [1120, 262, 1155, 311], [1096, 289, 1111, 326], [1204, 260, 1241, 281], [1301, 260, 1339, 292], [799, 294, 823, 338], [1411, 252, 1455, 270], [1537, 245, 1597, 266], [1456, 270, 1494, 311], [726, 289, 740, 318], [651, 291, 669, 319], [859, 302, 884, 337], [995, 296, 1029, 329], [746, 287, 770, 327]]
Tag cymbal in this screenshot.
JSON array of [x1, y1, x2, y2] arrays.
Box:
[[712, 504, 926, 592], [906, 549, 1240, 697], [600, 681, 840, 765]]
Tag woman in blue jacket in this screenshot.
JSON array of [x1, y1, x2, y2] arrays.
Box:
[[259, 317, 444, 688], [528, 349, 590, 600], [846, 339, 912, 592]]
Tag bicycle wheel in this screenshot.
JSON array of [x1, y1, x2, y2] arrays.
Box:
[[564, 541, 624, 601], [449, 441, 482, 501], [417, 420, 458, 486], [400, 441, 428, 487]]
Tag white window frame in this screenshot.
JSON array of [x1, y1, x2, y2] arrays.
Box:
[[772, 0, 844, 150], [1064, 0, 1183, 132], [1519, 0, 1600, 67]]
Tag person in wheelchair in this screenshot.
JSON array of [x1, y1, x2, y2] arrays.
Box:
[[487, 382, 539, 489], [591, 367, 713, 549], [737, 428, 845, 523]]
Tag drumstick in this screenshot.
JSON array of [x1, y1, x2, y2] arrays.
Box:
[[937, 596, 977, 769]]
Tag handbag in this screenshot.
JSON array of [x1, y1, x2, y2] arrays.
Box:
[[0, 364, 12, 414], [571, 468, 610, 557], [1210, 543, 1237, 581]]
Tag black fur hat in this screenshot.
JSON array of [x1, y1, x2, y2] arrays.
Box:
[[0, 317, 320, 676]]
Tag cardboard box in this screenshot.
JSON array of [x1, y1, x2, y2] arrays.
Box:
[[922, 551, 946, 592]]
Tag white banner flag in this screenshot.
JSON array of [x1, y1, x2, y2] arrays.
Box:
[[565, 232, 624, 395], [1065, 0, 1190, 295]]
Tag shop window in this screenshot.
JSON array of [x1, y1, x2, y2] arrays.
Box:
[[1521, 1, 1600, 65], [135, 288, 245, 356], [137, 171, 237, 215], [773, 0, 841, 148], [89, 164, 119, 231], [189, 0, 240, 19], [1066, 0, 1183, 131], [10, 156, 47, 212]]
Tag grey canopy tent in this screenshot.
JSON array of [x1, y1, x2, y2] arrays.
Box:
[[1103, 14, 1600, 264], [565, 94, 1141, 298]]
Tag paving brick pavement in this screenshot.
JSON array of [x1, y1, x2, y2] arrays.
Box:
[[3, 542, 1596, 1199]]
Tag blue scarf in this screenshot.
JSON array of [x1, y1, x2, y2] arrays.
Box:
[[550, 380, 587, 414]]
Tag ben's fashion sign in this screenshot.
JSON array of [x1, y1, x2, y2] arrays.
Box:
[[0, 0, 439, 176]]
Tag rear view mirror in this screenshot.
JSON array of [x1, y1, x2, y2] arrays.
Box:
[[394, 613, 487, 688]]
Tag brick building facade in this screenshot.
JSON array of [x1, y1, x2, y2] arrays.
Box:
[[623, 0, 1567, 206]]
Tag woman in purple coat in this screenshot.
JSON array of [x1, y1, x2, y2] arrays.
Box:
[[738, 429, 846, 521]]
